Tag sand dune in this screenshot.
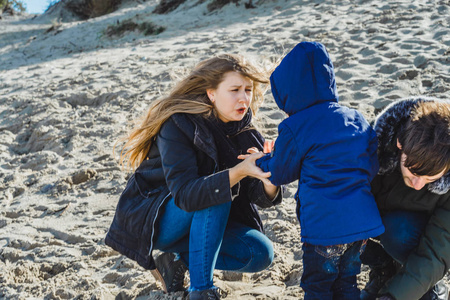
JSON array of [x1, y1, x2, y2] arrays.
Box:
[[1, 0, 449, 298]]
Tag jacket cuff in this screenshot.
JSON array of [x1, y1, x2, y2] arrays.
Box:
[[252, 181, 283, 208], [231, 181, 240, 200], [207, 169, 234, 205], [271, 186, 283, 205]]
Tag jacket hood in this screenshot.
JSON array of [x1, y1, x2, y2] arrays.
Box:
[[270, 41, 338, 116], [374, 97, 450, 195]]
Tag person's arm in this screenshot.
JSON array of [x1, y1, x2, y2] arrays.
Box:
[[262, 180, 280, 200], [256, 123, 302, 186], [158, 118, 271, 212], [246, 178, 282, 208], [380, 197, 450, 300], [228, 152, 271, 187], [236, 141, 281, 207], [238, 139, 280, 202], [157, 118, 233, 212]]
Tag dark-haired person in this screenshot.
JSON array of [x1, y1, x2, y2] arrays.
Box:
[[360, 97, 450, 300]]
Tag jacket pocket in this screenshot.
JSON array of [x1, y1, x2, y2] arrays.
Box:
[[134, 171, 162, 198], [113, 176, 164, 240]]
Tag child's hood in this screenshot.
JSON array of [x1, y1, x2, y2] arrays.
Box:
[[270, 41, 338, 116]]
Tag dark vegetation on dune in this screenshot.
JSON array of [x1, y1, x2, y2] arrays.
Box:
[[0, 0, 25, 15], [105, 18, 166, 37], [64, 0, 122, 19], [152, 0, 255, 14], [1, 0, 121, 17], [0, 0, 256, 18]]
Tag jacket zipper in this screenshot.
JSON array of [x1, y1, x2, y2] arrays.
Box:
[[148, 192, 171, 256]]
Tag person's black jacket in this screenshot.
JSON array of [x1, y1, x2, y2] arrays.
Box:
[[372, 97, 450, 300], [105, 113, 282, 270]]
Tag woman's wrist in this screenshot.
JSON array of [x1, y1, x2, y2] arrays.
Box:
[[263, 182, 279, 200], [228, 164, 246, 187]]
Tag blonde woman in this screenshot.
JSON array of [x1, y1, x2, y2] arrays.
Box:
[[105, 54, 282, 300]]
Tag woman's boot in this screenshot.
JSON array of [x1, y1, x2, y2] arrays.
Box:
[[151, 252, 187, 293], [187, 287, 227, 300]]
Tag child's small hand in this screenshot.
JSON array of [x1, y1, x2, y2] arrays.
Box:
[[263, 140, 275, 154]]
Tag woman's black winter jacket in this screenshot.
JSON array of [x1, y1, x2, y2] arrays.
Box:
[[105, 113, 282, 270]]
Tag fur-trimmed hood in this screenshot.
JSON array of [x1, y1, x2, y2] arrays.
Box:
[[374, 97, 450, 195]]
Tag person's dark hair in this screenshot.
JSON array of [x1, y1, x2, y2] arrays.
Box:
[[398, 101, 450, 176]]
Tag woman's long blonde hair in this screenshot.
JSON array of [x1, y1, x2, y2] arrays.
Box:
[[119, 54, 270, 170]]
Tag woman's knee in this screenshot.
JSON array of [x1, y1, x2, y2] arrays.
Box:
[[243, 232, 274, 272], [195, 201, 231, 222]]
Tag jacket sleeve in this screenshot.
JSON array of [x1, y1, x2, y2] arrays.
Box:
[[368, 127, 380, 179], [256, 122, 302, 186], [381, 197, 450, 300], [247, 179, 283, 208], [157, 118, 232, 212]]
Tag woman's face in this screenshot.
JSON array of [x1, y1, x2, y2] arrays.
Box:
[[207, 71, 253, 123]]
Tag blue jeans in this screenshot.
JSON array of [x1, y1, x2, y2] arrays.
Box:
[[153, 198, 274, 291], [301, 241, 365, 300], [379, 210, 429, 265]]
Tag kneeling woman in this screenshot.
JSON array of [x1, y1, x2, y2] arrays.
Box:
[[105, 54, 282, 300]]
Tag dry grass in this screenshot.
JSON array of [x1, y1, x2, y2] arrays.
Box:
[[152, 0, 186, 14], [66, 0, 121, 20], [105, 19, 165, 37], [207, 0, 239, 12]]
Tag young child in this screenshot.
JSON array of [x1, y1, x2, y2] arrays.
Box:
[[256, 41, 385, 299]]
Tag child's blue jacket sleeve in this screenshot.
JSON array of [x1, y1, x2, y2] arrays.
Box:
[[256, 123, 302, 186]]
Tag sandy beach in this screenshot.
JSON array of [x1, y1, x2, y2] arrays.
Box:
[[1, 0, 449, 298]]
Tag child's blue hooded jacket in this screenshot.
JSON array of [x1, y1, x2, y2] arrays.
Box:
[[257, 42, 384, 246]]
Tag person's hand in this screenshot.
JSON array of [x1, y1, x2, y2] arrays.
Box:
[[239, 152, 272, 182], [236, 144, 278, 199], [236, 147, 271, 183], [229, 152, 272, 186], [238, 140, 274, 158], [263, 140, 274, 154]]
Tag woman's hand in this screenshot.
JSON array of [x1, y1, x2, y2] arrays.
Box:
[[229, 152, 271, 187], [234, 142, 279, 199]]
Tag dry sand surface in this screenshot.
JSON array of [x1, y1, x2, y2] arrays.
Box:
[[1, 0, 450, 299]]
